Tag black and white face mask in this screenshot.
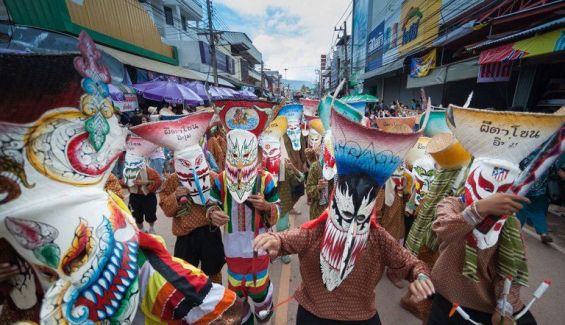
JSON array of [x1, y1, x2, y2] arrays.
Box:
[[320, 175, 377, 291]]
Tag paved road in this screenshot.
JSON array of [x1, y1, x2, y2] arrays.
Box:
[[148, 194, 565, 324]]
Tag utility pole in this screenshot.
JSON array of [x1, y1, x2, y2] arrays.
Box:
[[335, 21, 348, 95], [284, 68, 288, 97], [206, 0, 218, 86], [260, 61, 264, 95]]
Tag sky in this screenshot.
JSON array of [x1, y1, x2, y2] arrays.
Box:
[[214, 0, 352, 82]]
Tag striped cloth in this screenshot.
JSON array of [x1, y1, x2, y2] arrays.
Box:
[[137, 232, 236, 324], [463, 214, 529, 286], [405, 168, 463, 255]]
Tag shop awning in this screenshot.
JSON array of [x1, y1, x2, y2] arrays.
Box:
[[361, 59, 404, 80], [433, 20, 476, 47], [98, 44, 208, 83], [445, 58, 479, 82], [468, 17, 565, 51], [190, 71, 234, 88]]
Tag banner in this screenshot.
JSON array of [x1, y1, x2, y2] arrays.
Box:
[[409, 48, 437, 78], [477, 61, 512, 83], [479, 28, 565, 65], [352, 0, 370, 80], [398, 0, 441, 55], [366, 22, 385, 71], [112, 93, 138, 112]]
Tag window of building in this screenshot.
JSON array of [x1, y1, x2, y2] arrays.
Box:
[[164, 6, 174, 26], [181, 15, 187, 31]]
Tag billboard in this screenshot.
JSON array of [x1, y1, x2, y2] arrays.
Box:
[[351, 0, 370, 85], [381, 1, 402, 67], [366, 22, 385, 71], [398, 0, 441, 55]]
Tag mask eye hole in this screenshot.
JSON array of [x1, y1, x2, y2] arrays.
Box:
[[343, 212, 354, 219], [243, 153, 250, 158], [232, 153, 238, 158], [356, 214, 366, 223]]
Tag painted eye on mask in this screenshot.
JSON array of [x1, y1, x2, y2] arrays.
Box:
[[478, 172, 494, 193], [232, 153, 238, 158], [244, 153, 250, 158], [195, 155, 203, 165], [356, 214, 367, 223], [181, 159, 192, 168]]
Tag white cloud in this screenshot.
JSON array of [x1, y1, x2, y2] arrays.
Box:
[[215, 0, 351, 81]]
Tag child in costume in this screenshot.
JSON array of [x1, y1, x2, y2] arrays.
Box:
[[428, 105, 565, 324], [123, 135, 162, 234], [0, 31, 238, 324], [253, 105, 434, 324], [129, 111, 226, 284], [208, 100, 282, 324]]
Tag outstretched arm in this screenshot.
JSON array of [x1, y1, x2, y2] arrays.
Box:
[[253, 227, 313, 259]]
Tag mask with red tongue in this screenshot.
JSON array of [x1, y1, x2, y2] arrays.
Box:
[[320, 107, 422, 291], [130, 111, 214, 205], [225, 129, 258, 203]]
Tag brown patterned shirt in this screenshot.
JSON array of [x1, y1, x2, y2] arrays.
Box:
[[274, 218, 429, 321], [431, 197, 524, 314], [159, 173, 211, 237]]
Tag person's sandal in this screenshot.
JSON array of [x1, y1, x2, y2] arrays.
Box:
[[541, 234, 553, 244]]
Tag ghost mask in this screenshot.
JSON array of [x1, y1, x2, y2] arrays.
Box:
[[279, 104, 304, 151], [308, 129, 322, 151], [123, 136, 157, 187], [225, 129, 258, 203], [0, 32, 142, 323], [130, 111, 214, 206], [260, 137, 281, 183], [321, 132, 336, 181], [319, 106, 422, 291]]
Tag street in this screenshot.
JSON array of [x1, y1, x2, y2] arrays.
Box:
[[149, 194, 565, 324]]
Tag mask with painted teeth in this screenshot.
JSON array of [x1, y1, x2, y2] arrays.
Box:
[[174, 146, 211, 205], [225, 129, 258, 203]]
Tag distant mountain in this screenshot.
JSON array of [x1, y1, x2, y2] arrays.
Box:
[[282, 79, 316, 91]]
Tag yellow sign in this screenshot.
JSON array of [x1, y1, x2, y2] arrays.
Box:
[[398, 0, 441, 55]]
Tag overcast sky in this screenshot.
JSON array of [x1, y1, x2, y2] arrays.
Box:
[[215, 0, 352, 82]]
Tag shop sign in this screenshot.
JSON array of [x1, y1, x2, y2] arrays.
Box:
[[113, 93, 138, 112], [477, 62, 512, 83]]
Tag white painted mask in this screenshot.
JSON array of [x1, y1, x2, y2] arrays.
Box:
[[225, 129, 258, 203]]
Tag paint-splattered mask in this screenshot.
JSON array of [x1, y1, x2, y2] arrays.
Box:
[[226, 129, 258, 203], [412, 157, 435, 205]]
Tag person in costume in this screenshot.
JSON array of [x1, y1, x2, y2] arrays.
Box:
[[0, 31, 238, 324], [129, 111, 226, 284], [403, 136, 432, 231], [375, 164, 410, 245], [279, 104, 308, 215], [123, 135, 162, 234], [253, 106, 434, 324], [401, 132, 471, 320], [306, 124, 335, 221], [427, 105, 565, 325], [259, 116, 304, 264], [207, 122, 228, 171], [208, 100, 282, 324]]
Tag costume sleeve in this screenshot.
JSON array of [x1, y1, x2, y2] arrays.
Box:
[[274, 227, 312, 256], [378, 227, 429, 281], [306, 163, 321, 202], [105, 173, 124, 199], [263, 172, 281, 226], [432, 197, 476, 243], [146, 168, 162, 193], [159, 174, 180, 218], [374, 188, 385, 220]]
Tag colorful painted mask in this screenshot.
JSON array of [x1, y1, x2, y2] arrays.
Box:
[[279, 104, 304, 151], [448, 105, 565, 249], [321, 132, 336, 181], [259, 116, 288, 183], [130, 111, 214, 205], [123, 136, 157, 187], [412, 156, 436, 205], [320, 107, 422, 291], [0, 32, 142, 323], [226, 129, 258, 203], [214, 100, 274, 137]]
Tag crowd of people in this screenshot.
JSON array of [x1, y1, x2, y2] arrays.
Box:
[[2, 32, 565, 325]]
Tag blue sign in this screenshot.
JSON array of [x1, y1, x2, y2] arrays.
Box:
[[365, 22, 384, 71]]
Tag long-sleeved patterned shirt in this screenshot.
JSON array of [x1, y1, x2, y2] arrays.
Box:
[[126, 166, 161, 195], [159, 173, 211, 237], [209, 170, 280, 259], [274, 212, 429, 321], [431, 197, 524, 314], [306, 161, 333, 220]]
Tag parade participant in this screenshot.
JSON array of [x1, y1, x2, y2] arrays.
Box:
[[375, 165, 410, 245], [0, 31, 238, 324], [427, 105, 565, 325], [129, 111, 227, 284], [209, 100, 282, 324], [208, 122, 228, 171], [123, 135, 162, 234], [307, 118, 324, 152], [259, 116, 304, 264], [279, 104, 307, 215], [149, 146, 167, 178], [401, 132, 471, 319], [253, 106, 434, 324]]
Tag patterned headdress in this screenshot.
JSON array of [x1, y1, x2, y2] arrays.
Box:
[[130, 111, 214, 205]]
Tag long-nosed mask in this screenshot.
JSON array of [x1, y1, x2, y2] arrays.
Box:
[[225, 129, 258, 203], [175, 146, 211, 205]]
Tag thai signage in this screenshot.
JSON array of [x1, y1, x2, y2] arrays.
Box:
[[112, 93, 138, 112], [398, 0, 441, 55], [366, 22, 385, 71]]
